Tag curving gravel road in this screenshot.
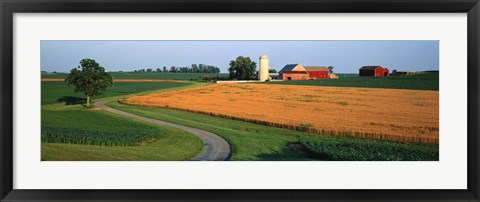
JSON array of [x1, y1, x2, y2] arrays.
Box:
[[95, 100, 231, 161]]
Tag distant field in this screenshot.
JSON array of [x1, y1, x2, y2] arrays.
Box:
[[42, 72, 229, 80], [41, 81, 190, 105], [41, 72, 438, 90], [41, 78, 181, 83], [41, 110, 203, 160], [108, 101, 439, 161], [124, 83, 439, 143], [261, 73, 439, 90]]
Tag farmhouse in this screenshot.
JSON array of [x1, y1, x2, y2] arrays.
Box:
[[279, 64, 310, 80], [359, 66, 390, 77], [304, 66, 329, 79]]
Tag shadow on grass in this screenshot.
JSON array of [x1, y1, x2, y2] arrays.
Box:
[[251, 143, 317, 161], [56, 96, 86, 105]]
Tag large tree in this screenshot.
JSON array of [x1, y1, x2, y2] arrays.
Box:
[[228, 56, 256, 80], [65, 59, 113, 107]]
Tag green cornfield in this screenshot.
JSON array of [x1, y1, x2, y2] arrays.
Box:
[[41, 127, 161, 146], [300, 137, 439, 161]]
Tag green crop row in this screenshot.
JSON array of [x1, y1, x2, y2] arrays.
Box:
[[260, 72, 439, 91], [299, 137, 439, 161], [41, 127, 161, 146]]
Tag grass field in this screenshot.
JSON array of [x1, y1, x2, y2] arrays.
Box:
[[41, 81, 207, 161], [41, 110, 203, 160], [42, 72, 229, 80], [123, 83, 439, 143], [261, 73, 439, 90], [41, 81, 190, 105], [107, 101, 439, 161]]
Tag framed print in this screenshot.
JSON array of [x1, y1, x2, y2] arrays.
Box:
[[1, 0, 479, 201]]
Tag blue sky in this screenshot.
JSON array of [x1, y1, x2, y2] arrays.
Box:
[[41, 40, 439, 73]]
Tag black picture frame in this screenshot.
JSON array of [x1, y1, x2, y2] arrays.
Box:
[[1, 0, 479, 201]]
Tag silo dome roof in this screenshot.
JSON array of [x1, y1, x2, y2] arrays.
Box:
[[260, 54, 268, 59]]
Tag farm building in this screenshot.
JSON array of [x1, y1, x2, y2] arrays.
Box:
[[359, 66, 390, 77], [304, 66, 329, 79], [258, 54, 270, 81], [279, 64, 310, 80], [393, 71, 417, 75], [269, 73, 280, 80], [329, 73, 339, 79]]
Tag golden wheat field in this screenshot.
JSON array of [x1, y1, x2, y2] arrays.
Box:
[[124, 83, 439, 143]]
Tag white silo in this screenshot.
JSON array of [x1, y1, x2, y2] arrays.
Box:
[[258, 54, 269, 81]]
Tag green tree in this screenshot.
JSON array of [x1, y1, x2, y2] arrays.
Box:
[[228, 56, 256, 80], [269, 69, 277, 73], [65, 59, 113, 107], [328, 66, 335, 74]]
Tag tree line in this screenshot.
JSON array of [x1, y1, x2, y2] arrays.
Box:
[[133, 64, 220, 73]]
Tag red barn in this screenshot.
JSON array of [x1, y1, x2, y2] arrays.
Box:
[[383, 67, 390, 76], [359, 66, 390, 77], [304, 66, 329, 79], [279, 64, 310, 80]]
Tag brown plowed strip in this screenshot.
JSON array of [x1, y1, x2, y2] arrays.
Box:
[[124, 83, 439, 143], [41, 78, 180, 82]]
